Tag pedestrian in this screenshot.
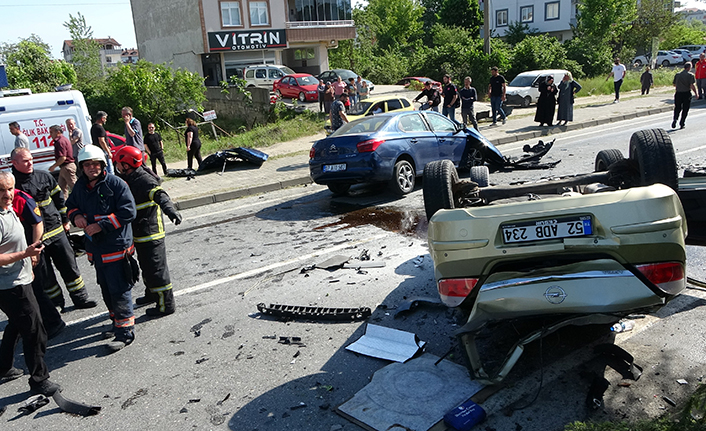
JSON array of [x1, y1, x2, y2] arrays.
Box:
[[672, 62, 698, 129], [66, 146, 138, 352], [356, 76, 365, 102], [459, 76, 479, 130], [329, 93, 349, 132], [185, 118, 202, 170], [332, 76, 347, 98], [347, 78, 358, 106], [121, 106, 145, 152], [695, 53, 706, 99], [317, 79, 326, 112], [47, 125, 77, 198], [534, 76, 557, 127], [640, 66, 654, 95], [488, 67, 507, 125], [0, 171, 61, 396], [8, 122, 29, 149], [359, 80, 370, 100], [145, 123, 168, 177], [90, 111, 115, 175], [65, 118, 85, 160], [113, 146, 182, 317], [556, 72, 582, 126], [413, 81, 441, 111], [11, 147, 97, 311], [606, 58, 626, 103], [323, 82, 334, 114], [441, 74, 459, 121]]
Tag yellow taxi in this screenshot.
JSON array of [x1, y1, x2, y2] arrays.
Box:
[[325, 95, 414, 134]]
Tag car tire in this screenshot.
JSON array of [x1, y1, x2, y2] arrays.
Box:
[[327, 183, 351, 196], [470, 166, 490, 187], [594, 149, 624, 172], [521, 96, 531, 108], [662, 60, 670, 67], [635, 59, 643, 66], [298, 92, 306, 103], [390, 159, 416, 195], [423, 160, 458, 220], [275, 90, 282, 98], [629, 129, 678, 190]]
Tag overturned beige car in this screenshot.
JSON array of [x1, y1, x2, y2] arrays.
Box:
[[423, 129, 695, 384]]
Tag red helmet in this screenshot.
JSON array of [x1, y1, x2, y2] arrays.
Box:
[[112, 145, 143, 168]]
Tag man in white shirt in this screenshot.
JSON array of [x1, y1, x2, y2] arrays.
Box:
[[606, 58, 627, 103], [9, 122, 29, 148]]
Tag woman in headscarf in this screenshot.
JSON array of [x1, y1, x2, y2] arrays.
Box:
[[556, 72, 582, 126], [534, 76, 558, 127]]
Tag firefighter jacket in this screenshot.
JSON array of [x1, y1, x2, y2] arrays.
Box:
[[66, 172, 136, 264], [122, 166, 180, 244], [12, 168, 69, 244]]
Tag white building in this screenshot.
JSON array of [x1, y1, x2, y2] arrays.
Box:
[[483, 0, 577, 42], [62, 37, 123, 69]]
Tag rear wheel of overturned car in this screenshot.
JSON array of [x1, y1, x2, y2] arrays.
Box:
[[423, 159, 458, 220], [390, 159, 416, 195], [594, 149, 624, 172], [629, 128, 678, 190], [298, 92, 306, 103], [327, 183, 351, 196], [470, 166, 490, 187]]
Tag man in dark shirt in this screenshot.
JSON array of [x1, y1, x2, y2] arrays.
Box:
[[90, 111, 115, 175], [145, 123, 168, 176], [413, 81, 441, 111], [442, 74, 459, 121], [459, 76, 479, 130], [488, 67, 507, 126], [122, 106, 145, 152], [330, 93, 349, 131], [47, 125, 76, 197], [672, 62, 698, 129]]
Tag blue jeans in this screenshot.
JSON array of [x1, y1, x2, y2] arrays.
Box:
[[490, 96, 506, 123], [442, 105, 456, 121]]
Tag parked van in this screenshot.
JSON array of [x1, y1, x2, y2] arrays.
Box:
[[505, 69, 569, 107], [244, 65, 296, 89], [0, 89, 93, 171]]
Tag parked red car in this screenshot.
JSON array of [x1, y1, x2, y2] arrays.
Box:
[[395, 77, 442, 91], [273, 73, 320, 102]]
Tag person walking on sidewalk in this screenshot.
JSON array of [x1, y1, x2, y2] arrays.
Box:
[[672, 62, 697, 130], [606, 58, 626, 103], [695, 53, 706, 100], [459, 76, 479, 130], [113, 146, 181, 317], [145, 123, 168, 177], [47, 125, 77, 198], [0, 171, 61, 396], [11, 148, 97, 311], [66, 146, 138, 352], [441, 74, 459, 121], [185, 118, 203, 170], [640, 66, 654, 95], [556, 72, 582, 126], [488, 67, 507, 126]]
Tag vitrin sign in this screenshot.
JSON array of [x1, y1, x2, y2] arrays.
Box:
[[208, 30, 287, 51]]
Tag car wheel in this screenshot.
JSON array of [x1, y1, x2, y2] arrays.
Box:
[[298, 92, 306, 103], [662, 60, 670, 67], [275, 90, 282, 98], [390, 159, 415, 195], [462, 148, 485, 169], [327, 183, 351, 196], [423, 160, 458, 220], [635, 59, 643, 66], [470, 166, 490, 187], [629, 129, 678, 190], [594, 149, 624, 172], [521, 96, 531, 108]]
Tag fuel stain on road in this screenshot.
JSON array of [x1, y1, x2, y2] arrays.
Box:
[[315, 207, 428, 237]]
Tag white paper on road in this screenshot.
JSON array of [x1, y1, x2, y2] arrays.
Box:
[[346, 323, 426, 362]]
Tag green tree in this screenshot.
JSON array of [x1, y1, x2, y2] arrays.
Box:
[[564, 36, 613, 78], [660, 19, 706, 49], [574, 0, 636, 58], [1, 37, 77, 93], [63, 12, 104, 98], [364, 0, 424, 49], [437, 0, 483, 34], [503, 21, 540, 46], [508, 34, 581, 79], [626, 0, 680, 53]]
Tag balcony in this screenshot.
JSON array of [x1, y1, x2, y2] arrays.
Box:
[[285, 19, 354, 28]]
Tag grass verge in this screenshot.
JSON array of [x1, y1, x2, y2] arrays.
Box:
[[576, 68, 678, 98]]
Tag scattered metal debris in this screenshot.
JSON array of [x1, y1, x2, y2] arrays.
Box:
[[290, 402, 307, 410], [663, 396, 677, 407], [678, 379, 689, 385], [346, 324, 426, 363], [394, 297, 445, 318], [278, 336, 305, 346], [358, 249, 371, 261], [257, 303, 371, 321], [53, 391, 101, 416], [121, 388, 148, 410], [190, 318, 212, 337], [189, 399, 201, 403], [196, 358, 209, 364], [343, 261, 385, 269], [18, 395, 50, 414], [316, 255, 350, 270], [216, 393, 231, 406], [174, 351, 185, 356]]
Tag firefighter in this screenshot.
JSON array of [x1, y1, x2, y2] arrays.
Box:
[[66, 146, 138, 351], [113, 145, 181, 317], [10, 147, 97, 311]]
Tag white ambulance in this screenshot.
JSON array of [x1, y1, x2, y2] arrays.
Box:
[[0, 88, 94, 171]]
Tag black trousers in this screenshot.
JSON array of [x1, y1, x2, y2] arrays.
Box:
[[37, 232, 88, 306], [135, 239, 173, 312], [0, 284, 49, 383], [614, 79, 623, 100], [187, 143, 202, 170], [150, 151, 168, 176], [673, 91, 692, 126]]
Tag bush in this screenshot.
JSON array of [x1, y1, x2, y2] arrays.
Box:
[[507, 34, 582, 80], [565, 36, 613, 78]]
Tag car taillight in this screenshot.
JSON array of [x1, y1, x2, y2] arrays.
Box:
[[438, 278, 479, 307], [635, 262, 685, 295], [357, 139, 385, 153], [309, 147, 316, 159]]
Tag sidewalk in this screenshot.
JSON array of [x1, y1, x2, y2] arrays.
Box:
[[164, 86, 693, 210]]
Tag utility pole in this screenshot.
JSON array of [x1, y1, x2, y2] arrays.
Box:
[[483, 0, 491, 54]]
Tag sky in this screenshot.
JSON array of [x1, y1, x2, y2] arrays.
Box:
[[0, 0, 137, 59]]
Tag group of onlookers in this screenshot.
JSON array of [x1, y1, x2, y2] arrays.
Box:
[[319, 76, 370, 115]]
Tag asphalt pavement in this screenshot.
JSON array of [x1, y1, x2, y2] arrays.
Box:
[[163, 85, 698, 210]]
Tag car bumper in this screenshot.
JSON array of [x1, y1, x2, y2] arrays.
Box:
[[309, 153, 393, 185], [505, 94, 528, 106]]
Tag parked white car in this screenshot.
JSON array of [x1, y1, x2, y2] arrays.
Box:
[[672, 49, 693, 63], [244, 65, 296, 89], [505, 69, 569, 107], [633, 51, 683, 67]]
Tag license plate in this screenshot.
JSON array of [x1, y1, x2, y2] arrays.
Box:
[[502, 215, 593, 244], [323, 163, 346, 172]]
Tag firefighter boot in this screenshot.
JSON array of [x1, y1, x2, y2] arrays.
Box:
[[107, 328, 135, 352], [135, 290, 158, 306], [145, 289, 175, 317]]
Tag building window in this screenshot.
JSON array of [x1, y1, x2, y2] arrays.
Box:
[[545, 1, 559, 20], [106, 56, 112, 63], [294, 48, 316, 60], [221, 1, 242, 26], [521, 6, 533, 23], [250, 1, 269, 26], [496, 9, 508, 27]]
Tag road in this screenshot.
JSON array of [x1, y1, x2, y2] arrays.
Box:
[[1, 107, 706, 430]]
